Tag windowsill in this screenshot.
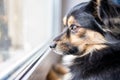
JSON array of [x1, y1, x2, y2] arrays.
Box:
[[0, 40, 51, 80], [28, 50, 61, 80]]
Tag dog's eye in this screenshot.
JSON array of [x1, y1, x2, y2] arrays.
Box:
[[69, 24, 80, 33], [70, 24, 78, 30], [69, 24, 86, 38]]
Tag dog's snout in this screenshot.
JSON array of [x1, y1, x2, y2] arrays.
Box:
[[50, 42, 57, 48]]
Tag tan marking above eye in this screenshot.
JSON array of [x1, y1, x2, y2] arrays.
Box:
[[63, 16, 81, 27], [67, 16, 80, 27], [68, 16, 76, 27], [63, 16, 67, 25]]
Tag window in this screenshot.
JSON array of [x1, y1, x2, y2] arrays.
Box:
[[0, 0, 61, 79]]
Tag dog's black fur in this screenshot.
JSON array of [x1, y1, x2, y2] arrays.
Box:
[[70, 43, 120, 80], [50, 0, 120, 80]]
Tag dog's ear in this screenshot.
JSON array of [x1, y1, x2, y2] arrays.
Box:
[[87, 0, 108, 20], [88, 0, 120, 39], [86, 0, 105, 24], [88, 0, 120, 21]]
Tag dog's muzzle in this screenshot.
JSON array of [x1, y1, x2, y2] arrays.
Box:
[[50, 42, 57, 48]]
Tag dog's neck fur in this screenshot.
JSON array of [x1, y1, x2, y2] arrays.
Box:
[[67, 42, 120, 80]]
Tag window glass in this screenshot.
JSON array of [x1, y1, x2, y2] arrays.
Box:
[[0, 0, 54, 64]]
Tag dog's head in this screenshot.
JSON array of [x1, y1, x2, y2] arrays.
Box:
[[50, 0, 120, 56]]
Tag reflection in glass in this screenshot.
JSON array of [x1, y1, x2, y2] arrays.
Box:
[[0, 0, 11, 63]]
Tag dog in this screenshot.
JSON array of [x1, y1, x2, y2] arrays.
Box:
[[50, 0, 120, 80]]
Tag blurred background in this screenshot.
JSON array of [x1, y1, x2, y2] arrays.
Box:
[[0, 0, 89, 80]]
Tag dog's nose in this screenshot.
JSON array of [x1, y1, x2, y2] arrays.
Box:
[[50, 42, 57, 48]]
